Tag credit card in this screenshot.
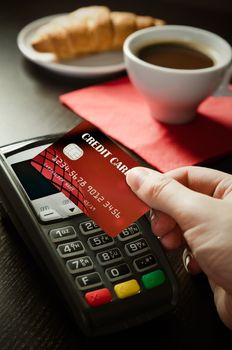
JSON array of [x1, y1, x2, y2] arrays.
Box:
[[31, 121, 149, 236]]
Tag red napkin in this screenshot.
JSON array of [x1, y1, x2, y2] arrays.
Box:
[[60, 77, 232, 172]]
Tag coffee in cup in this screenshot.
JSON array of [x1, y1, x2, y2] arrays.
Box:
[[137, 41, 214, 70]]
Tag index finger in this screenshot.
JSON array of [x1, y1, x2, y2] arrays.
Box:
[[166, 166, 232, 199]]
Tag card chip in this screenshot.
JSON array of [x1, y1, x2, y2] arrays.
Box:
[[63, 144, 84, 160]]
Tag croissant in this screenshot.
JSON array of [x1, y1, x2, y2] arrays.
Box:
[[31, 6, 165, 60]]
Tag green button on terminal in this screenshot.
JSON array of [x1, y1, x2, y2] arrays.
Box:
[[142, 269, 166, 289]]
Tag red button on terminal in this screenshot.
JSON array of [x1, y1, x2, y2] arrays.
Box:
[[85, 288, 112, 307]]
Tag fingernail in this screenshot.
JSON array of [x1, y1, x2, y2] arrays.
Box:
[[150, 210, 160, 224], [126, 167, 149, 192], [183, 249, 193, 273], [184, 255, 191, 273]]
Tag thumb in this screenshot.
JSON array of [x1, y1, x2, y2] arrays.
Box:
[[126, 167, 210, 228]]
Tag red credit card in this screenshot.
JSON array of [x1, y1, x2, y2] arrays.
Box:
[[31, 121, 149, 236]]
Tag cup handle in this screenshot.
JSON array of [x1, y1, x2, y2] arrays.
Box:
[[214, 65, 232, 96]]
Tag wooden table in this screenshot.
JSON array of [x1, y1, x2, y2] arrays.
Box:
[[0, 1, 232, 348]]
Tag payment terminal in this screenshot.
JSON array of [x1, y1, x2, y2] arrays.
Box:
[[0, 134, 178, 336]]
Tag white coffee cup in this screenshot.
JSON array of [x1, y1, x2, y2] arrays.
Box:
[[123, 25, 232, 124]]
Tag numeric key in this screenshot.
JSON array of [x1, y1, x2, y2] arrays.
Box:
[[125, 238, 149, 256], [50, 226, 77, 242], [79, 220, 102, 235], [88, 234, 114, 250], [57, 241, 85, 258], [66, 256, 93, 274], [96, 248, 123, 266]]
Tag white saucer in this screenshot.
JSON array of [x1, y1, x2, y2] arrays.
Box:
[[17, 14, 126, 78]]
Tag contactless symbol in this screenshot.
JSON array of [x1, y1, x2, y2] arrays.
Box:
[[63, 143, 84, 160]]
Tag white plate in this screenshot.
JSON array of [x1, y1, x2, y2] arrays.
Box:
[[17, 14, 125, 78]]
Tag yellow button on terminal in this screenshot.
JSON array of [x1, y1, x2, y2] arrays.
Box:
[[114, 279, 140, 299]]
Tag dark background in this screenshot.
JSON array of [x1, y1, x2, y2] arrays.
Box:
[[0, 1, 232, 349]]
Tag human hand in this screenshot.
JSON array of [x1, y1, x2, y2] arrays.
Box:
[[126, 166, 232, 329]]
